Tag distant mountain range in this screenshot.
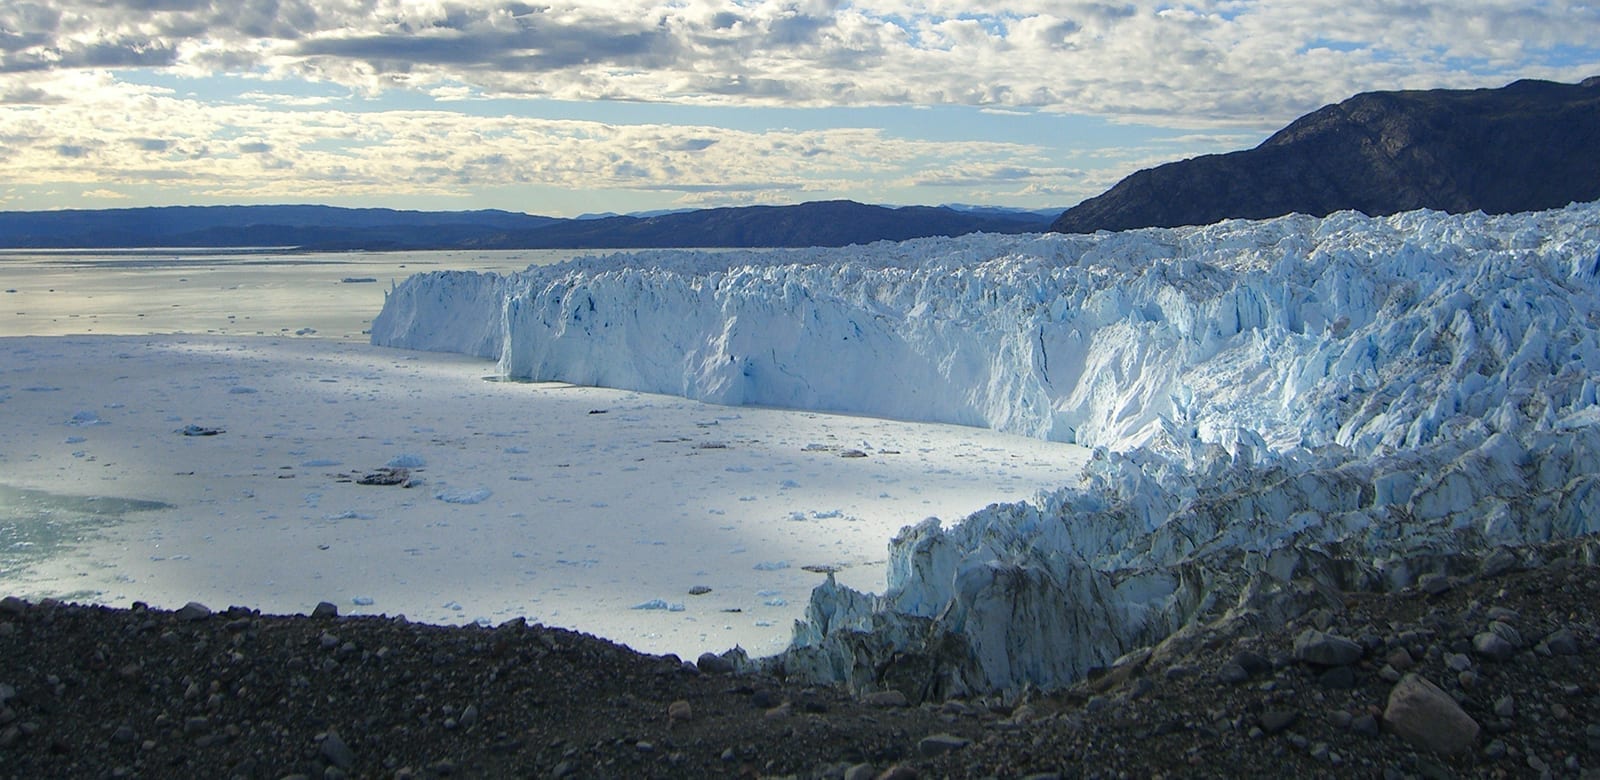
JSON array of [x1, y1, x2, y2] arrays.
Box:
[[0, 200, 1054, 251], [1051, 76, 1600, 234]]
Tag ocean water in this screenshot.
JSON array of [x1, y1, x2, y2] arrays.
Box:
[[0, 248, 632, 340]]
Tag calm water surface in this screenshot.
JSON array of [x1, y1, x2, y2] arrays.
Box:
[[0, 248, 635, 340]]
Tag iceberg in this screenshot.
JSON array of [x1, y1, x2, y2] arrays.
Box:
[[373, 201, 1600, 696]]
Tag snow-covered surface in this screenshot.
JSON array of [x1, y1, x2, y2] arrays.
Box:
[[374, 202, 1600, 694], [0, 335, 1082, 659]]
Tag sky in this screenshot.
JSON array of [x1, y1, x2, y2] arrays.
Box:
[[1, 1, 1596, 218]]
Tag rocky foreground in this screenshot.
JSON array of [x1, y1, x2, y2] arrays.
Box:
[[2, 540, 1598, 779]]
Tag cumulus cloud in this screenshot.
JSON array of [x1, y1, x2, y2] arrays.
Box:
[[0, 74, 1078, 208], [2, 1, 1593, 123]]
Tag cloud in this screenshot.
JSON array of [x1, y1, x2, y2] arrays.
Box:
[[0, 77, 1076, 210], [2, 1, 1592, 124]]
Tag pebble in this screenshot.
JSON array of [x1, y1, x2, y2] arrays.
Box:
[[668, 700, 693, 722], [175, 602, 212, 622], [1493, 695, 1515, 718], [1217, 663, 1250, 685], [1473, 631, 1516, 661], [311, 602, 339, 619], [843, 764, 875, 780], [917, 733, 971, 756]]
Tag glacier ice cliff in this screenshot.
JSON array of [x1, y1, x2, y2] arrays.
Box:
[[373, 202, 1600, 696]]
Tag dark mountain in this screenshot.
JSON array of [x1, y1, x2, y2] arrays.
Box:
[[466, 201, 1052, 249], [0, 201, 1053, 250], [1051, 76, 1600, 234], [0, 205, 555, 250]]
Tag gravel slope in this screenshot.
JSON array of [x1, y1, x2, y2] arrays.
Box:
[[2, 540, 1597, 779]]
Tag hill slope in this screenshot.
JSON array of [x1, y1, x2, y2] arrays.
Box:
[[0, 201, 1052, 250], [1051, 77, 1600, 234]]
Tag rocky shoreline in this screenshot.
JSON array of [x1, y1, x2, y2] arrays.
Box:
[[2, 540, 1598, 779]]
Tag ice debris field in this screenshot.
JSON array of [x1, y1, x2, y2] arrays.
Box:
[[374, 201, 1600, 695]]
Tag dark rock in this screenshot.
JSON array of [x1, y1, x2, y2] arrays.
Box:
[[1260, 709, 1298, 734], [1543, 628, 1581, 655], [863, 690, 908, 708], [1293, 629, 1364, 667], [695, 652, 734, 675], [320, 730, 356, 770], [1472, 631, 1516, 661], [916, 733, 970, 757], [311, 602, 339, 619], [1051, 78, 1600, 234], [1216, 663, 1250, 685], [1318, 665, 1356, 689], [175, 602, 212, 622], [1351, 714, 1380, 737]]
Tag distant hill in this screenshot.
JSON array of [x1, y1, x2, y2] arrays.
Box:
[[0, 201, 1054, 251], [1051, 77, 1600, 234], [465, 201, 1052, 249]]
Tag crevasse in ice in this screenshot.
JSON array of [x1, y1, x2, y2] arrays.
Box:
[[373, 201, 1600, 695]]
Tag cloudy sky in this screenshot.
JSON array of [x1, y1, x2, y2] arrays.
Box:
[[2, 1, 1595, 217]]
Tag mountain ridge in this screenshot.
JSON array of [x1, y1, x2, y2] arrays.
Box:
[[1050, 77, 1600, 234], [0, 201, 1054, 250]]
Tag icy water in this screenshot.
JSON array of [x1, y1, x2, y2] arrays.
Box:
[[0, 247, 1092, 657], [0, 484, 170, 600], [0, 248, 622, 340]]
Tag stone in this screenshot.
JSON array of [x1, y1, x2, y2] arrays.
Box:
[[1386, 647, 1415, 671], [1542, 628, 1580, 655], [1383, 674, 1480, 756], [1351, 714, 1380, 737], [311, 602, 339, 619], [0, 596, 26, 616], [843, 764, 876, 780], [320, 730, 356, 770], [1216, 663, 1250, 685], [1418, 572, 1452, 595], [1480, 548, 1519, 577], [668, 700, 692, 722], [1293, 629, 1364, 667], [1472, 631, 1516, 661], [864, 690, 908, 708], [696, 652, 734, 675], [917, 734, 970, 757], [1319, 666, 1356, 689], [1232, 650, 1272, 675], [1260, 709, 1298, 734], [175, 602, 212, 622], [1493, 695, 1515, 718]]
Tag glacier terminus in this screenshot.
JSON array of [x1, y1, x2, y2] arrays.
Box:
[[373, 201, 1600, 697]]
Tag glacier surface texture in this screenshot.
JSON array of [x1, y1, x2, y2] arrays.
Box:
[[373, 202, 1600, 696]]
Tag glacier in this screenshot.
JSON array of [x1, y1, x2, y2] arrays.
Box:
[[373, 201, 1600, 697]]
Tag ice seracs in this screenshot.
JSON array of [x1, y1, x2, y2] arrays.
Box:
[[374, 200, 1600, 695]]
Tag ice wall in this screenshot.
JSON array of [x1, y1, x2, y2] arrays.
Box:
[[373, 204, 1600, 456], [372, 202, 1600, 695]]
